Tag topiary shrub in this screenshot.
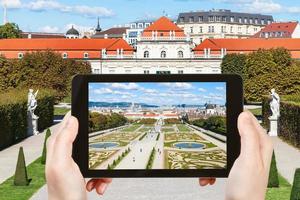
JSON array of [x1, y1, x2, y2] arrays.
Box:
[[290, 168, 300, 200], [268, 151, 279, 188], [41, 129, 51, 164], [14, 147, 30, 186]]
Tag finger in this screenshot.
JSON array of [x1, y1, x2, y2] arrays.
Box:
[[248, 112, 273, 169], [95, 181, 109, 195], [237, 111, 261, 159], [86, 179, 97, 192], [53, 116, 79, 161], [199, 178, 211, 186], [209, 178, 216, 185]]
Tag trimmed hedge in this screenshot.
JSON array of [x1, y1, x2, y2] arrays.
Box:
[[262, 95, 300, 149], [290, 168, 300, 200], [0, 89, 54, 150], [268, 151, 279, 188]]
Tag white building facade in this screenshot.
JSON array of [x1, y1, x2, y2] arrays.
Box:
[[177, 9, 274, 45]]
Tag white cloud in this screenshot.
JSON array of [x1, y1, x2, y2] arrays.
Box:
[[26, 0, 114, 17], [244, 0, 282, 13], [198, 88, 207, 92], [111, 83, 140, 90], [160, 82, 192, 90], [39, 25, 59, 33], [0, 0, 22, 8], [216, 87, 224, 91]]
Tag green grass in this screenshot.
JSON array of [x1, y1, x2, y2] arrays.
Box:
[[266, 174, 292, 200], [121, 125, 141, 132], [248, 108, 262, 116], [177, 124, 190, 132], [0, 157, 46, 200], [54, 107, 70, 115]]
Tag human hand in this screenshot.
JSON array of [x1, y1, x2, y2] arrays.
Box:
[[46, 113, 112, 200], [199, 111, 273, 200]]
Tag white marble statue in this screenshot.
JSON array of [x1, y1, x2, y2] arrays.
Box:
[[27, 89, 39, 135], [269, 88, 280, 119]]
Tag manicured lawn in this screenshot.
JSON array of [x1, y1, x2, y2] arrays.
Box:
[[121, 125, 141, 132], [248, 108, 262, 116], [54, 107, 70, 115], [0, 157, 46, 200], [266, 174, 292, 200], [177, 124, 190, 132]]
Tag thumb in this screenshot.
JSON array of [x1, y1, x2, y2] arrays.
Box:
[[237, 111, 261, 159], [53, 116, 79, 161]]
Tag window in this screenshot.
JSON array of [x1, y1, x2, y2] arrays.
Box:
[[199, 26, 203, 33], [244, 18, 248, 24], [261, 19, 265, 25], [267, 20, 271, 25], [230, 26, 234, 33], [254, 27, 258, 32], [190, 27, 193, 33], [63, 53, 68, 59], [239, 17, 242, 23], [230, 16, 234, 23], [178, 70, 184, 74], [221, 26, 226, 33], [180, 17, 184, 22], [216, 16, 221, 22], [138, 23, 143, 28], [208, 26, 214, 33], [131, 23, 136, 29], [208, 16, 214, 22], [83, 52, 89, 59], [238, 27, 242, 33], [18, 53, 23, 59], [144, 70, 150, 74], [145, 23, 150, 28], [250, 18, 253, 24], [161, 51, 166, 58], [189, 16, 194, 22], [144, 51, 149, 58], [199, 16, 203, 22], [178, 51, 184, 58], [222, 16, 227, 22]]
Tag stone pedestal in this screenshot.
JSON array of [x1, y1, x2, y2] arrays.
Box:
[[268, 117, 278, 137], [27, 113, 39, 136]]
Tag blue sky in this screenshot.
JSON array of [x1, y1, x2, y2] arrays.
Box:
[[89, 82, 226, 106], [1, 0, 300, 33]]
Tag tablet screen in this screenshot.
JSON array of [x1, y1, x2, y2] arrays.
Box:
[[88, 82, 227, 170]]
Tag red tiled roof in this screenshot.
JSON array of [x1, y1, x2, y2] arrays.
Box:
[[253, 22, 298, 38], [0, 38, 134, 51], [194, 38, 300, 51], [144, 16, 183, 32]]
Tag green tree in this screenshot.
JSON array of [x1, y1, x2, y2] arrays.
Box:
[[0, 51, 91, 100], [41, 129, 51, 164], [0, 23, 21, 39], [291, 168, 300, 200], [268, 151, 279, 188], [221, 53, 247, 80], [14, 147, 30, 186]]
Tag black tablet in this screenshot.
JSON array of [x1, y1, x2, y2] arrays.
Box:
[[72, 74, 243, 178]]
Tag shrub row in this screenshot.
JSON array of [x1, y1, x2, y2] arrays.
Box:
[[262, 95, 300, 149], [146, 147, 156, 169], [139, 133, 148, 141], [107, 147, 131, 169], [156, 133, 160, 141], [191, 116, 226, 135], [0, 89, 54, 150]]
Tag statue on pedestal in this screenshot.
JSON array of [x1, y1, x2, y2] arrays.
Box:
[[268, 89, 280, 137], [27, 89, 39, 135], [270, 88, 280, 119]]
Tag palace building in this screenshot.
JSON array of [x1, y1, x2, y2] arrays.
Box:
[[177, 9, 274, 45], [2, 17, 300, 75]]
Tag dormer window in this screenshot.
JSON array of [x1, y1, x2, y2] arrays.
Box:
[[63, 53, 68, 59], [161, 51, 166, 58], [178, 51, 183, 58], [144, 51, 149, 58], [84, 52, 89, 59], [18, 53, 23, 59]]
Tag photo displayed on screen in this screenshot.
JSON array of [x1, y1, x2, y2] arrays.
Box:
[[88, 82, 227, 170]]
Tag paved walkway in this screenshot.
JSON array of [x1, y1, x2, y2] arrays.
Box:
[[31, 178, 226, 200], [0, 124, 60, 184], [271, 137, 300, 184]]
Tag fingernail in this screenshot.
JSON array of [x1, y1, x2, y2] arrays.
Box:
[[100, 183, 108, 194]]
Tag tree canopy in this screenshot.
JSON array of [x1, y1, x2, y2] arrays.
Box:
[[221, 48, 300, 102], [0, 23, 22, 39]]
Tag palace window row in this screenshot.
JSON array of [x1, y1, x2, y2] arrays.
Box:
[[143, 51, 184, 58]]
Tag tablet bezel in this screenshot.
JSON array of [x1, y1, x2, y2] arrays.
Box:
[[72, 74, 243, 178]]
